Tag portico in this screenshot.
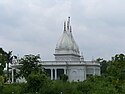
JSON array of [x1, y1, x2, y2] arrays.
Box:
[[42, 63, 67, 80]]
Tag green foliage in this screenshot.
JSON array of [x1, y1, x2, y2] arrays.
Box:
[[0, 76, 4, 86], [1, 83, 22, 94], [0, 48, 8, 76], [1, 53, 125, 94], [77, 76, 118, 94], [6, 51, 13, 78], [97, 58, 108, 76], [0, 76, 4, 91], [39, 80, 81, 94], [26, 72, 48, 92], [106, 54, 125, 93], [107, 54, 125, 80], [77, 80, 92, 94], [60, 74, 68, 82], [18, 54, 42, 80]]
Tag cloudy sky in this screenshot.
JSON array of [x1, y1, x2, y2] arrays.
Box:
[[0, 0, 125, 60]]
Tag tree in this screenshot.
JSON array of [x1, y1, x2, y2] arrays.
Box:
[[0, 48, 8, 76], [97, 58, 108, 76], [77, 76, 118, 94], [107, 54, 125, 80], [106, 54, 125, 93], [18, 54, 43, 80], [60, 74, 68, 82], [26, 72, 48, 93], [0, 76, 4, 91], [6, 51, 13, 79]]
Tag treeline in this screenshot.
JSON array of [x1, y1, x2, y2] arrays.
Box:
[[0, 48, 125, 94]]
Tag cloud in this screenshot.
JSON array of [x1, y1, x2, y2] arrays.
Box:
[[0, 0, 125, 60]]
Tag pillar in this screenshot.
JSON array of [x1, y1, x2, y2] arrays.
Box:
[[55, 69, 57, 80], [64, 68, 66, 75], [84, 69, 86, 80], [51, 69, 53, 80], [93, 67, 96, 75], [12, 68, 14, 83]]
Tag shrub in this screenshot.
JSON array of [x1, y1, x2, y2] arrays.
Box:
[[26, 72, 48, 93]]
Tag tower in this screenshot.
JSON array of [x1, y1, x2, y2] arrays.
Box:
[[54, 17, 80, 61]]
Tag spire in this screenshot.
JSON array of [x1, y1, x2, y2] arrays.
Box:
[[55, 16, 80, 59], [64, 21, 66, 31], [67, 17, 70, 30], [70, 26, 72, 32], [68, 16, 70, 23]]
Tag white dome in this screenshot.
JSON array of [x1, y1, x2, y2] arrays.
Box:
[[71, 33, 79, 53], [56, 29, 80, 55], [54, 17, 80, 61]]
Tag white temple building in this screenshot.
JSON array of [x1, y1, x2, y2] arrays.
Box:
[[11, 17, 100, 82], [38, 17, 100, 82]]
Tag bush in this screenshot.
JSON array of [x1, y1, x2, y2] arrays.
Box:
[[0, 76, 4, 91], [2, 83, 22, 94], [39, 80, 81, 94], [0, 76, 4, 85], [26, 72, 48, 93], [60, 74, 68, 82]]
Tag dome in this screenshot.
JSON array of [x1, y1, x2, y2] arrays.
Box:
[[70, 32, 79, 53], [56, 31, 73, 50], [55, 18, 80, 55]]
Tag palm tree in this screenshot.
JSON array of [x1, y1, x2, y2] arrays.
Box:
[[6, 51, 12, 80]]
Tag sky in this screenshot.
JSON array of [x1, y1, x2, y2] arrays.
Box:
[[0, 0, 125, 61]]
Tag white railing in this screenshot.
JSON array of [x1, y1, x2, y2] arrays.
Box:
[[10, 60, 100, 68], [39, 61, 100, 66]]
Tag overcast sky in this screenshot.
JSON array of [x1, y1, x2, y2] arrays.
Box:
[[0, 0, 125, 61]]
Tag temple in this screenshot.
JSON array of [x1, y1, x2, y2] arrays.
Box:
[[11, 17, 100, 82]]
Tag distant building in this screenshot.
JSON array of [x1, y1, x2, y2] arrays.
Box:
[[11, 17, 100, 82]]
